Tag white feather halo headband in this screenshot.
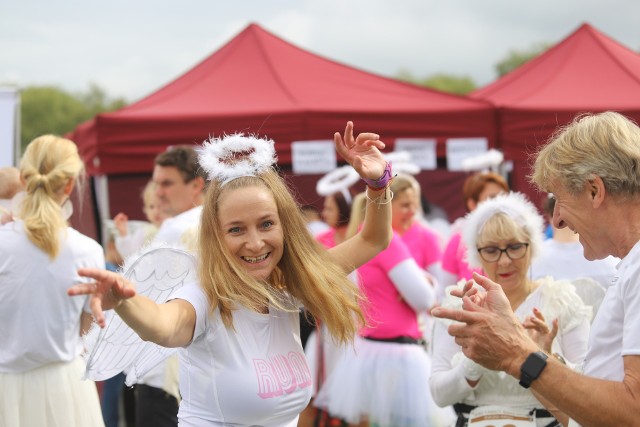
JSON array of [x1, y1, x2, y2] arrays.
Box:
[[461, 149, 504, 172], [384, 151, 420, 175], [198, 133, 278, 184], [316, 165, 360, 201], [462, 192, 544, 268]]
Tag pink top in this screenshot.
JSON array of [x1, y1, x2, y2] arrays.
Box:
[[316, 228, 338, 249], [400, 222, 442, 270], [358, 233, 422, 339], [441, 232, 482, 281]]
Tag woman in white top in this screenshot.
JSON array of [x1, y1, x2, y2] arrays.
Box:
[[69, 122, 394, 427], [0, 135, 105, 427], [429, 192, 591, 427]]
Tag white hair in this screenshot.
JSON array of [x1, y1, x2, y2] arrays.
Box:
[[462, 192, 545, 268]]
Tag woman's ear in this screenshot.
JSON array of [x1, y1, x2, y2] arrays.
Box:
[[63, 177, 75, 196], [191, 176, 205, 193]]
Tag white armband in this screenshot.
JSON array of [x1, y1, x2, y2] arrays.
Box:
[[388, 259, 435, 312]]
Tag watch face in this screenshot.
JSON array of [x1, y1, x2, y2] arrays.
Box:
[[525, 353, 548, 373], [520, 351, 548, 388]]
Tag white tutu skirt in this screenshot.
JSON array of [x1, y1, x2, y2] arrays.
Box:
[[304, 327, 351, 395], [314, 337, 456, 427], [0, 357, 104, 427]]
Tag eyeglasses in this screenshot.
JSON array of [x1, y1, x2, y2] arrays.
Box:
[[477, 242, 529, 263]]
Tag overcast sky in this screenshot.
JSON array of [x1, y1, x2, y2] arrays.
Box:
[[2, 0, 640, 102]]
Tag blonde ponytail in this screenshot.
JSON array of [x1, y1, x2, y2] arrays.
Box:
[[19, 135, 84, 259]]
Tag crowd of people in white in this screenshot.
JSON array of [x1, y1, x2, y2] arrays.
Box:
[[1, 112, 637, 427]]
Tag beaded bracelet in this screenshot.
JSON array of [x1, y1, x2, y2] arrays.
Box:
[[362, 161, 393, 190], [366, 188, 394, 206]]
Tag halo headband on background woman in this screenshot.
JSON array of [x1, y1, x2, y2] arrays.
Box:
[[315, 149, 410, 204], [462, 191, 544, 268], [198, 134, 277, 184], [384, 151, 420, 175], [461, 148, 504, 173], [316, 165, 360, 204]]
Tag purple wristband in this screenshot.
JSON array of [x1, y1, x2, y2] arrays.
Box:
[[362, 161, 393, 189]]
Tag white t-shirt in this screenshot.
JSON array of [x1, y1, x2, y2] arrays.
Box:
[[153, 206, 202, 248], [430, 277, 591, 411], [172, 282, 312, 427], [0, 220, 104, 373], [582, 240, 640, 380], [115, 222, 158, 258], [0, 199, 11, 214], [531, 240, 619, 288]]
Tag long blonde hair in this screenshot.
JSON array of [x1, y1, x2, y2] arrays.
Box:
[[390, 174, 420, 199], [19, 135, 85, 259], [198, 170, 365, 344]]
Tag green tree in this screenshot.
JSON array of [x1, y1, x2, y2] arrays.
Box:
[[495, 42, 552, 77], [79, 83, 127, 117], [396, 69, 476, 95], [19, 84, 127, 153]]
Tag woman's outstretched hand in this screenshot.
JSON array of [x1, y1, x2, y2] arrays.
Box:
[[68, 268, 136, 328], [334, 121, 386, 181]]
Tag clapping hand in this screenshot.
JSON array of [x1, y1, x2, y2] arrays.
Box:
[[432, 272, 538, 375], [523, 307, 558, 353], [449, 274, 512, 315]]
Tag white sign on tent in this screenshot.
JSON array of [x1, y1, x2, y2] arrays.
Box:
[[291, 140, 336, 174], [394, 138, 437, 170], [446, 137, 489, 171]]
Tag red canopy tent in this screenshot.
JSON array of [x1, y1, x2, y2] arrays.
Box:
[[471, 23, 640, 205], [70, 23, 495, 239]]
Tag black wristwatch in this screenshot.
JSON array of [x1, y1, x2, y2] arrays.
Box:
[[519, 351, 548, 389]]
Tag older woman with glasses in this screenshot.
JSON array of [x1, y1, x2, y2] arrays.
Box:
[[429, 192, 591, 427]]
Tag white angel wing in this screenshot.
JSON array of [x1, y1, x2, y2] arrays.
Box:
[[571, 277, 606, 323], [84, 246, 198, 386]]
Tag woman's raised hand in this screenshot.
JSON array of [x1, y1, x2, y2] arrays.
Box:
[[113, 212, 129, 237], [334, 121, 386, 181], [68, 268, 136, 328], [523, 307, 558, 353]]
